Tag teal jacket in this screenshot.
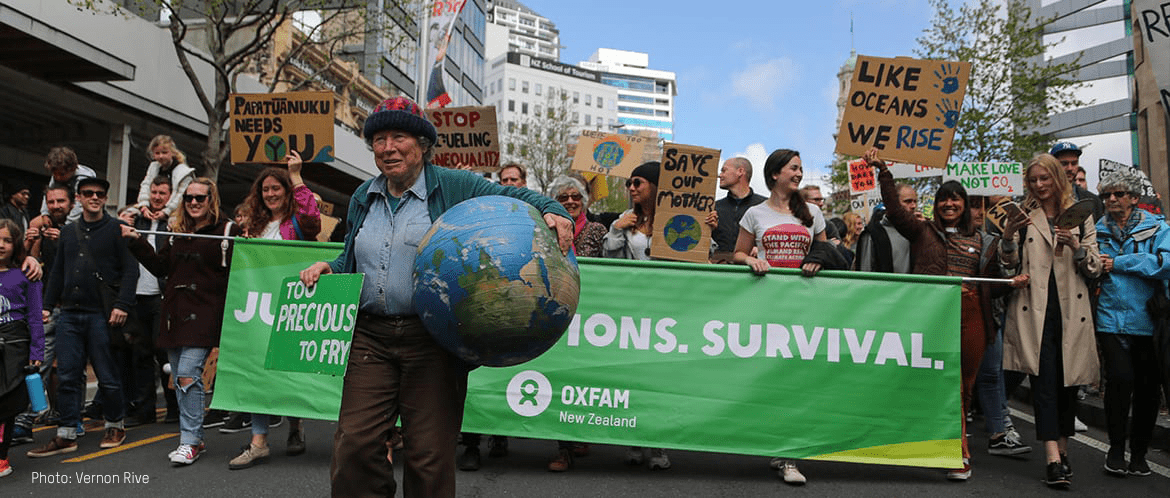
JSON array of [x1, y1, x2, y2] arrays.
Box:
[[1095, 208, 1170, 336], [328, 162, 571, 274]]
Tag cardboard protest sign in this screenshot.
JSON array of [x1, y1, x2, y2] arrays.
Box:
[[1099, 158, 1157, 198], [428, 106, 500, 172], [850, 189, 883, 222], [835, 56, 971, 168], [650, 143, 720, 263], [889, 162, 943, 179], [943, 162, 1023, 196], [1055, 199, 1097, 230], [264, 274, 364, 376], [1135, 0, 1170, 117], [985, 198, 1024, 233], [230, 91, 335, 164], [849, 158, 876, 195], [571, 130, 651, 178]]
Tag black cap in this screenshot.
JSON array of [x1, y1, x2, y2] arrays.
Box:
[[76, 177, 110, 193]]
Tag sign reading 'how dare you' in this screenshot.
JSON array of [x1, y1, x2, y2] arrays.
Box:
[[230, 91, 335, 164], [835, 55, 971, 168]]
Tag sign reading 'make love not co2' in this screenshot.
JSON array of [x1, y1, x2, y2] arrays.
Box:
[[835, 55, 971, 168]]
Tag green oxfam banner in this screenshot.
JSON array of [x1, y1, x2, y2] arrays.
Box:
[[216, 242, 961, 468]]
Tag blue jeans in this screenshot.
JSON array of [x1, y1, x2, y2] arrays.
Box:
[[56, 310, 124, 438], [975, 325, 1007, 434], [250, 414, 300, 435], [168, 347, 211, 445]]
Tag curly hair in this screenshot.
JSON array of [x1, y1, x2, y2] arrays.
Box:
[[147, 135, 187, 166], [243, 167, 295, 237]]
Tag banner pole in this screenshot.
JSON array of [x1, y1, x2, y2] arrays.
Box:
[[136, 229, 235, 241], [961, 277, 1017, 285]]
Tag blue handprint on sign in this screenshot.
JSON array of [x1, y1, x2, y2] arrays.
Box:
[[933, 63, 960, 94], [936, 99, 960, 128]]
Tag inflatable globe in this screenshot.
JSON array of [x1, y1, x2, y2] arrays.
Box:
[[413, 195, 581, 367], [663, 214, 702, 252]]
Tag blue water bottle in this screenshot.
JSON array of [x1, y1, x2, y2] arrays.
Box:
[[25, 370, 49, 413]]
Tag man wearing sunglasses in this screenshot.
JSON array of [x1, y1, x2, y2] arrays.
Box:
[[29, 177, 138, 457]]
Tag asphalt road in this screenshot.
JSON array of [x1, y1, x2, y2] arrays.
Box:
[[2, 406, 1168, 497]]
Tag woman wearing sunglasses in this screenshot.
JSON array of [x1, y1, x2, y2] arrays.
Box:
[[550, 176, 605, 260], [603, 162, 660, 260], [122, 178, 242, 466]]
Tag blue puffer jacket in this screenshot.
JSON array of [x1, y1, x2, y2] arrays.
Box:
[[1095, 209, 1170, 336]]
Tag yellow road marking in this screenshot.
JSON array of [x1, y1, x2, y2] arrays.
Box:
[[62, 433, 178, 463], [33, 407, 169, 433]]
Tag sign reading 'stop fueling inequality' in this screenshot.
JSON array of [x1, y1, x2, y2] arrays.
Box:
[[428, 106, 500, 172], [835, 55, 971, 168], [571, 130, 651, 178], [229, 91, 335, 164]]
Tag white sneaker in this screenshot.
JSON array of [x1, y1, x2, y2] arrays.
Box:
[[1074, 417, 1087, 432], [625, 446, 644, 465], [946, 458, 971, 481], [647, 448, 670, 470], [779, 461, 806, 484], [769, 457, 784, 470], [169, 443, 204, 466]]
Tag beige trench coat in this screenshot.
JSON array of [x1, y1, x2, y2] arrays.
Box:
[[1001, 208, 1102, 386]]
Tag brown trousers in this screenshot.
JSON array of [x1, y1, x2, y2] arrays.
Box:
[[330, 314, 467, 498]]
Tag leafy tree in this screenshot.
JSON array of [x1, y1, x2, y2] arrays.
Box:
[[829, 0, 1087, 214], [915, 0, 1086, 162], [73, 0, 418, 180], [504, 90, 576, 194]]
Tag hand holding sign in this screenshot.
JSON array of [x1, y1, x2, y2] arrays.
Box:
[[1053, 198, 1095, 256]]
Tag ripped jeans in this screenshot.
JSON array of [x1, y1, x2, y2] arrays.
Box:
[[167, 347, 211, 445]]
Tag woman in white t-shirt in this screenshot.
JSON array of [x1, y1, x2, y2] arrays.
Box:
[[734, 149, 825, 485], [734, 149, 827, 280]]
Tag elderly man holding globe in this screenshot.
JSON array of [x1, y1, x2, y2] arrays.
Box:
[[299, 96, 573, 498]]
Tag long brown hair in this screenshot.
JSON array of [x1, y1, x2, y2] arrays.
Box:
[[244, 167, 295, 237], [0, 218, 26, 268], [763, 149, 814, 227], [169, 178, 221, 233]]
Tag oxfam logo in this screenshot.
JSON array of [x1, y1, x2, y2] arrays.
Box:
[[506, 370, 552, 417], [592, 141, 624, 169]]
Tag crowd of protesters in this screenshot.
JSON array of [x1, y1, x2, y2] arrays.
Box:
[[0, 98, 1167, 496]]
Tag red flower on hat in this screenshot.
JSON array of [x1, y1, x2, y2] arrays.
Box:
[[373, 97, 423, 117]]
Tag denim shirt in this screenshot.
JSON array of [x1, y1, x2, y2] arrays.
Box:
[[354, 171, 432, 316]]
